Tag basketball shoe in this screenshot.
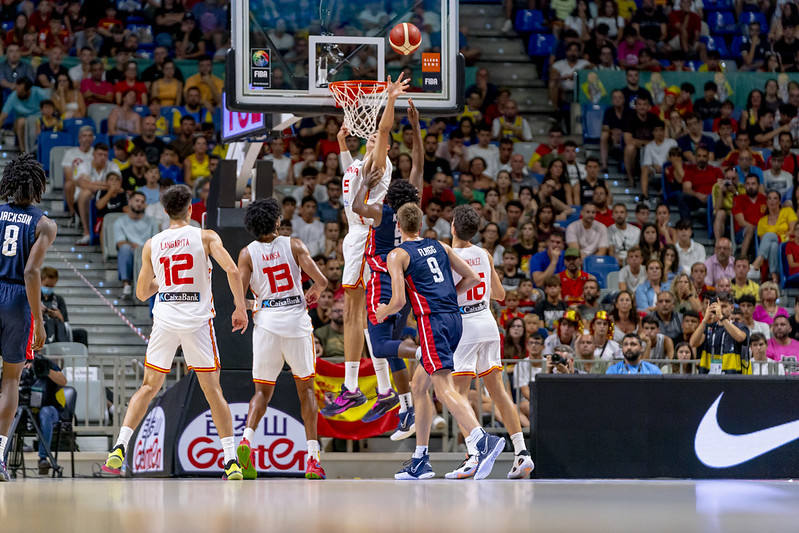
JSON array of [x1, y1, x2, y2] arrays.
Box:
[[305, 457, 326, 480], [390, 407, 415, 441], [507, 450, 534, 479], [0, 460, 10, 481], [444, 455, 478, 479], [223, 459, 243, 480], [320, 385, 367, 417], [474, 432, 506, 480], [361, 389, 399, 422], [236, 438, 257, 480], [394, 455, 435, 480], [101, 444, 125, 476]]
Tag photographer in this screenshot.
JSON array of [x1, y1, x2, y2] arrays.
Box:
[[545, 345, 582, 374], [690, 292, 749, 374], [20, 355, 67, 475]]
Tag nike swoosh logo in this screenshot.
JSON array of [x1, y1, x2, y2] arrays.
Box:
[[694, 392, 799, 468]]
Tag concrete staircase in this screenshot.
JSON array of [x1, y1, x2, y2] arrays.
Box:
[[460, 2, 556, 135]]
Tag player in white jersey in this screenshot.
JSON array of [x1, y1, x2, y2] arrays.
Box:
[[102, 185, 248, 481], [408, 205, 535, 480], [324, 73, 410, 416], [235, 198, 329, 480]]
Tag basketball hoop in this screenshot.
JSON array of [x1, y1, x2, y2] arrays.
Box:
[[329, 80, 389, 140]]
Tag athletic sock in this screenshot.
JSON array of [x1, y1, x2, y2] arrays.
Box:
[[344, 361, 360, 392], [0, 435, 6, 460], [242, 427, 255, 444], [307, 440, 320, 462], [413, 445, 428, 458], [398, 392, 413, 413], [221, 436, 236, 464], [372, 356, 391, 395], [510, 432, 527, 455], [115, 426, 134, 452], [464, 427, 486, 456]]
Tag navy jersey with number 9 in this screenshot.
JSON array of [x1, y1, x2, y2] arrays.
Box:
[[399, 238, 459, 316]]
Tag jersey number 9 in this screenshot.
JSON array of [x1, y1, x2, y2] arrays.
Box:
[[427, 257, 444, 283]]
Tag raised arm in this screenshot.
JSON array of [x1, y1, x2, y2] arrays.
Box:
[[407, 99, 424, 192], [445, 243, 479, 295], [375, 247, 410, 322], [136, 239, 159, 301], [204, 229, 247, 333], [25, 217, 57, 351], [291, 237, 328, 304], [364, 74, 409, 176], [337, 124, 354, 170]]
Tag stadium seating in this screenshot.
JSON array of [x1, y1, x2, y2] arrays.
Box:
[[584, 255, 620, 289], [700, 36, 730, 58], [63, 118, 96, 144], [707, 11, 737, 35], [37, 132, 71, 167], [779, 243, 799, 289], [527, 34, 555, 57], [581, 104, 605, 144], [515, 10, 546, 33]]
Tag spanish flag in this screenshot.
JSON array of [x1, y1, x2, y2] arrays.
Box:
[[315, 358, 400, 440]]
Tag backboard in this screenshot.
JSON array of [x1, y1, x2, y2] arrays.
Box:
[[226, 0, 463, 115]]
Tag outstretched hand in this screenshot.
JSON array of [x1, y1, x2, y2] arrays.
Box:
[[337, 124, 350, 142], [386, 72, 410, 99], [407, 98, 419, 128]]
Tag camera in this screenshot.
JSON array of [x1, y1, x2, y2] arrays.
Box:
[[551, 351, 568, 366], [18, 356, 50, 408]]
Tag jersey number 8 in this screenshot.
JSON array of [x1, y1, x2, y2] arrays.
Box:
[[2, 225, 19, 257]]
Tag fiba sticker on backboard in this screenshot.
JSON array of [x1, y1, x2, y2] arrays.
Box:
[[177, 403, 307, 474], [250, 48, 272, 88], [422, 53, 441, 91], [132, 406, 165, 473]]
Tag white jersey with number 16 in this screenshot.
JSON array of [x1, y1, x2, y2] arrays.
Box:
[[452, 245, 500, 343], [151, 225, 214, 330], [248, 236, 312, 338]]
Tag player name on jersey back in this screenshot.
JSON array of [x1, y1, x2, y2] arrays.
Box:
[[248, 236, 312, 337], [0, 211, 34, 224], [151, 225, 214, 329], [453, 245, 499, 343]]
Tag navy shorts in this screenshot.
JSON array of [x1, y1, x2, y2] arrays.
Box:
[[366, 297, 410, 373], [0, 283, 33, 364], [366, 271, 392, 326], [417, 312, 463, 375]]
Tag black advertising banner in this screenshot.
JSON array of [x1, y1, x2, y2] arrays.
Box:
[[533, 376, 799, 479], [129, 370, 304, 478]]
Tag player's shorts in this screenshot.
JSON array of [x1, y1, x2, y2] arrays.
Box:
[[252, 325, 315, 384], [417, 312, 463, 375], [453, 340, 503, 378], [366, 271, 392, 325], [365, 301, 411, 373], [342, 226, 370, 288], [145, 318, 220, 374], [0, 282, 33, 364]]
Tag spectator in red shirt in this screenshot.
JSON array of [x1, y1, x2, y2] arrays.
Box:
[[712, 101, 739, 134], [592, 184, 614, 227], [786, 225, 799, 277], [559, 248, 595, 306], [499, 290, 525, 329], [722, 131, 766, 170], [678, 145, 722, 220], [732, 174, 767, 258], [776, 132, 799, 177], [29, 0, 53, 32], [114, 61, 148, 105], [317, 117, 342, 160], [97, 5, 123, 39], [80, 60, 114, 106], [666, 0, 701, 54], [421, 172, 456, 210]]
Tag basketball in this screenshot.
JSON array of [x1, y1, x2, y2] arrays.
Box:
[[389, 22, 422, 55]]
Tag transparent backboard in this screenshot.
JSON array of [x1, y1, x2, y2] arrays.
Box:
[[226, 0, 462, 114]]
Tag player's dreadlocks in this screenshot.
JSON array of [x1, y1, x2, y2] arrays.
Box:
[[0, 152, 46, 206], [245, 198, 282, 238], [385, 179, 419, 213]]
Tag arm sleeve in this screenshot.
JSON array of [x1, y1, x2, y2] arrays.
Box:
[[339, 151, 353, 170]]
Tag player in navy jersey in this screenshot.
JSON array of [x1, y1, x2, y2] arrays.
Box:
[[0, 153, 57, 481], [376, 203, 506, 480], [345, 101, 424, 435]]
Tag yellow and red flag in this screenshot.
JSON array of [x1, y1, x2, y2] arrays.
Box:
[[315, 358, 399, 439]]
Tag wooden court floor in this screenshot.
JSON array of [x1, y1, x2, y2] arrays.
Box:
[[2, 478, 799, 532]]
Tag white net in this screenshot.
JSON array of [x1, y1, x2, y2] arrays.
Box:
[[329, 81, 389, 140]]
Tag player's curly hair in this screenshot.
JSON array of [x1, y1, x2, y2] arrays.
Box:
[[161, 184, 193, 220], [245, 198, 282, 238], [0, 152, 46, 205], [385, 179, 419, 213]]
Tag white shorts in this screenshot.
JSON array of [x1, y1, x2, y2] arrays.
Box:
[[452, 340, 502, 378], [252, 325, 315, 384], [145, 319, 219, 374], [342, 226, 370, 288]]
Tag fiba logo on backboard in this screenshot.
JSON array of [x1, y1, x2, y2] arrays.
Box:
[[177, 403, 307, 474], [132, 406, 165, 473], [250, 48, 272, 88]]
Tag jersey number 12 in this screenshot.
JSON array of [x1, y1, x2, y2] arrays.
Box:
[[160, 254, 194, 286]]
